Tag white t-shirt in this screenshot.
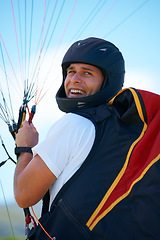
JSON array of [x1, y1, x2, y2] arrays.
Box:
[[33, 113, 95, 208]]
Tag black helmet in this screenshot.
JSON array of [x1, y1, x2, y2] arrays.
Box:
[[56, 37, 125, 112]]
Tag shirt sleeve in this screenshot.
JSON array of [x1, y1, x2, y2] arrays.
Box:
[[33, 113, 95, 178]]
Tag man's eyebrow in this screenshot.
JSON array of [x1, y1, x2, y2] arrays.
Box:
[[67, 66, 74, 71], [82, 66, 95, 72], [67, 65, 96, 72]]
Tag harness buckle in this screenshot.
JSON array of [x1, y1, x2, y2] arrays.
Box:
[[25, 213, 37, 237]]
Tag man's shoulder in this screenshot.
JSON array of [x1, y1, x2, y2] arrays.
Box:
[[50, 112, 94, 132]]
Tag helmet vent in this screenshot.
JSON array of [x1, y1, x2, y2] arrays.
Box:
[[77, 102, 85, 107], [77, 41, 86, 47], [99, 48, 107, 52]]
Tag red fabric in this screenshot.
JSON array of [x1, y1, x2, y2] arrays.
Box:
[[90, 90, 160, 226]]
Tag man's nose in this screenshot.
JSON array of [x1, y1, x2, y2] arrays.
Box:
[[70, 72, 82, 83]]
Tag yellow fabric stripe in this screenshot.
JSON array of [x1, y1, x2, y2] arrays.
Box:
[[86, 123, 147, 229], [109, 88, 146, 124], [15, 110, 26, 137], [89, 153, 160, 230], [20, 111, 26, 128], [129, 88, 145, 123], [108, 88, 126, 105], [86, 88, 147, 230]]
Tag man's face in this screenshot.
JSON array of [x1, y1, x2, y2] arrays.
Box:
[[64, 63, 104, 98]]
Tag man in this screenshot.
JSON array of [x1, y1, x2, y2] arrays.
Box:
[[14, 37, 160, 240]]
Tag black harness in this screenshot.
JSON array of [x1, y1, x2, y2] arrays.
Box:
[[29, 88, 160, 240]]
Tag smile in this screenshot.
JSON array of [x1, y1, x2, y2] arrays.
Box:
[[70, 89, 84, 94]]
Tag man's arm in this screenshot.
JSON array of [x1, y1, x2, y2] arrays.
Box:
[[14, 121, 56, 208]]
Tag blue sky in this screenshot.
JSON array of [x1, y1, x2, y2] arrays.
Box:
[[0, 0, 160, 206]]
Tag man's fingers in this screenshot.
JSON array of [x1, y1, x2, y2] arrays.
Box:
[[30, 123, 37, 132], [22, 120, 29, 127], [22, 121, 36, 131]]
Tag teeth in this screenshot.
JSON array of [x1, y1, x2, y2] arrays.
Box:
[[71, 89, 83, 94]]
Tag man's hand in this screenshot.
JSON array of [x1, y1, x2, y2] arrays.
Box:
[[16, 120, 39, 148]]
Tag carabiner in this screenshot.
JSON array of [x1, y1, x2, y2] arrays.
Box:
[[25, 213, 37, 237]]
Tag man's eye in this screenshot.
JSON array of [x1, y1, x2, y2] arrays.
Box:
[[67, 70, 75, 75], [85, 71, 92, 75]]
